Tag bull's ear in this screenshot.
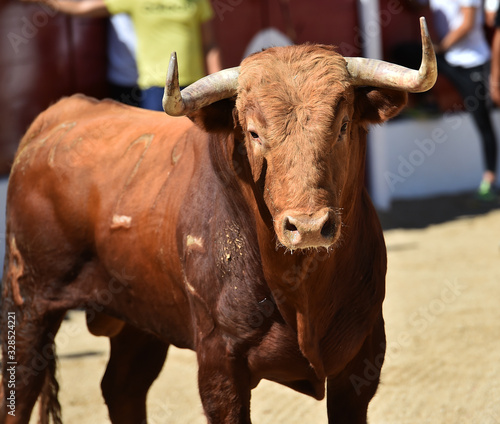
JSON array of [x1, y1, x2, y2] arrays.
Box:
[[187, 98, 237, 133], [354, 87, 408, 124]]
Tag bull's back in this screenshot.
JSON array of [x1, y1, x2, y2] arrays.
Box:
[[6, 95, 201, 341]]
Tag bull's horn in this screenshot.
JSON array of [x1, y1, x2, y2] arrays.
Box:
[[163, 52, 240, 116], [345, 17, 437, 93]]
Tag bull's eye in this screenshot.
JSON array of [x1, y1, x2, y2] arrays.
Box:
[[249, 130, 262, 145], [338, 121, 349, 142]]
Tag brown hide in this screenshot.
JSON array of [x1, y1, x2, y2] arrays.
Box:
[[7, 96, 198, 347], [2, 45, 407, 424]]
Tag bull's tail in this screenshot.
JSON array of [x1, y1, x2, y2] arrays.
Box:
[[38, 340, 62, 424]]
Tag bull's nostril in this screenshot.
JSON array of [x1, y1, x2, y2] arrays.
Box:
[[284, 218, 298, 233], [321, 219, 335, 239], [280, 211, 335, 248]]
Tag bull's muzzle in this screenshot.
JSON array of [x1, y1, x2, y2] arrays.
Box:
[[279, 208, 337, 250]]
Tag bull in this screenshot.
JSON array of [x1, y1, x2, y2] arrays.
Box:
[[1, 17, 436, 424]]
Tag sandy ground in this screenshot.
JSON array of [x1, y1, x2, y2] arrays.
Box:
[[20, 193, 500, 424]]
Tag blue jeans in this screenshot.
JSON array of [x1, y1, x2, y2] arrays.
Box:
[[140, 85, 189, 111], [140, 86, 164, 111]]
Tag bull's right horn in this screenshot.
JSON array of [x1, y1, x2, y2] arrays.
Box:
[[163, 52, 240, 116], [345, 17, 437, 93]]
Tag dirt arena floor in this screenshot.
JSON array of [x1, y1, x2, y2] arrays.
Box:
[[24, 193, 500, 423]]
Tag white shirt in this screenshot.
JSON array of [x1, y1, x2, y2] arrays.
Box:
[[484, 0, 499, 13], [430, 0, 491, 67]]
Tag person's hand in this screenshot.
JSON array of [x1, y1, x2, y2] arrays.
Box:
[[19, 0, 54, 5], [16, 0, 109, 17], [432, 43, 444, 55]]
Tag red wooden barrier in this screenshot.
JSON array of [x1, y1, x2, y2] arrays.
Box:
[[0, 0, 108, 175]]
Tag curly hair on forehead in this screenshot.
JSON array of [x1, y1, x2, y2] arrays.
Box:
[[235, 44, 353, 141]]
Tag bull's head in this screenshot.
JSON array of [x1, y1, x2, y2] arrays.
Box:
[[163, 18, 436, 251]]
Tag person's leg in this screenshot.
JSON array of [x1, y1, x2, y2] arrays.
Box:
[[437, 58, 497, 195], [461, 64, 498, 191]]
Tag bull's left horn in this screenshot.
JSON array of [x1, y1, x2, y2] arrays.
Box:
[[163, 52, 240, 116], [345, 17, 437, 93]]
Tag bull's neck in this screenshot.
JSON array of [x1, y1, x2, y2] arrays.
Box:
[[252, 186, 383, 378]]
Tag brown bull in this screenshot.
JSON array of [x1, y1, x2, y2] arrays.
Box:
[[1, 18, 436, 424]]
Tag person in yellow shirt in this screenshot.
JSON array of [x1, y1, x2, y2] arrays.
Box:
[[22, 0, 222, 110]]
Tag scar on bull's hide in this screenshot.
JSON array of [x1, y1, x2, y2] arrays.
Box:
[[186, 235, 205, 252], [12, 121, 76, 172], [182, 275, 215, 335], [185, 279, 197, 294], [48, 122, 77, 167], [113, 133, 154, 217], [171, 137, 186, 165], [5, 238, 25, 306], [111, 215, 132, 230]]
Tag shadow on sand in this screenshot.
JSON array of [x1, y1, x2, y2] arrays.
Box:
[[378, 191, 500, 231]]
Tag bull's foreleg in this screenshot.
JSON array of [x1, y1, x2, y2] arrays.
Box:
[[100, 323, 169, 424], [326, 313, 386, 424], [197, 337, 252, 424]]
